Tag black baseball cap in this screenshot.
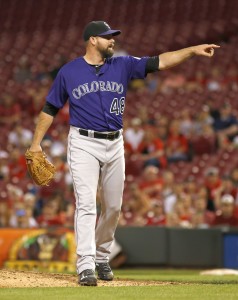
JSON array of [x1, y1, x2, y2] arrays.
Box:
[[83, 21, 121, 41]]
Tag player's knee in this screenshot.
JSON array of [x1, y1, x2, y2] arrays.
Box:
[[106, 204, 121, 217], [75, 204, 97, 215]]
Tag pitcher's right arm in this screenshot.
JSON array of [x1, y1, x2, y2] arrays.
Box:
[[29, 111, 54, 152]]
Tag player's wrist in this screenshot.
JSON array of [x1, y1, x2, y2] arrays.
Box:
[[29, 144, 42, 152], [189, 46, 197, 56]]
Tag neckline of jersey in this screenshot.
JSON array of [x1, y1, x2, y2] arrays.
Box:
[[81, 57, 109, 75], [82, 56, 105, 67]]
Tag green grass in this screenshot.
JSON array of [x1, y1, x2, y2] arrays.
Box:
[[1, 269, 238, 300], [116, 268, 238, 284]]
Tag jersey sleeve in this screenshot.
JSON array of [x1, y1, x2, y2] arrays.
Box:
[[123, 56, 149, 80], [46, 69, 68, 108]]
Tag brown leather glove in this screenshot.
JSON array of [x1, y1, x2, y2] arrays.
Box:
[[25, 149, 56, 186]]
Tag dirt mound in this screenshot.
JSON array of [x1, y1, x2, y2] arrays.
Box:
[[0, 269, 173, 288]]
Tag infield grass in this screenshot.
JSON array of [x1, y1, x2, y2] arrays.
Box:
[[1, 269, 238, 300]]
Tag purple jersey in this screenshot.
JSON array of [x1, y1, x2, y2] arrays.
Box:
[[46, 56, 148, 131]]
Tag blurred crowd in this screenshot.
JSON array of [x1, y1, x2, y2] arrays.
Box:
[[121, 165, 238, 227], [1, 38, 238, 229]]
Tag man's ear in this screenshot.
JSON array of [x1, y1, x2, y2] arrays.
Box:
[[89, 36, 97, 46]]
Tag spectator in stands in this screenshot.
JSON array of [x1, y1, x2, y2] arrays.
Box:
[[139, 165, 163, 199], [145, 200, 166, 226], [33, 61, 51, 82], [206, 67, 224, 91], [184, 176, 199, 201], [121, 182, 150, 226], [160, 71, 186, 93], [204, 167, 222, 211], [212, 194, 238, 227], [49, 54, 67, 80], [166, 212, 181, 227], [6, 184, 24, 212], [213, 175, 238, 209], [232, 135, 238, 148], [41, 139, 53, 159], [0, 93, 21, 126], [200, 123, 216, 139], [193, 105, 214, 135], [166, 120, 189, 163], [8, 193, 38, 228], [179, 108, 194, 138], [0, 151, 9, 181], [26, 86, 48, 116], [192, 196, 215, 227], [179, 193, 194, 223], [206, 98, 220, 121], [213, 103, 238, 148], [156, 115, 169, 129], [9, 205, 38, 228], [186, 70, 207, 91], [8, 148, 28, 181], [8, 206, 29, 228], [51, 154, 67, 183], [0, 201, 9, 227], [179, 192, 194, 213], [155, 115, 169, 142], [13, 55, 32, 83], [171, 198, 192, 228], [118, 211, 130, 226], [64, 202, 75, 227], [23, 192, 38, 218], [146, 72, 160, 93], [50, 128, 68, 157], [136, 128, 166, 168], [231, 167, 238, 190], [156, 124, 168, 144], [191, 212, 209, 228], [161, 170, 177, 214], [57, 102, 70, 125], [8, 122, 33, 149], [197, 185, 209, 199], [37, 196, 65, 227], [224, 66, 238, 91], [124, 118, 145, 153], [137, 106, 150, 126], [112, 40, 128, 57], [173, 182, 185, 199]]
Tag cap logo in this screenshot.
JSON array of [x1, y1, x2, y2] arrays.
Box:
[[103, 22, 110, 30]]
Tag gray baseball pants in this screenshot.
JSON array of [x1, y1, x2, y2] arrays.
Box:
[[67, 126, 125, 275]]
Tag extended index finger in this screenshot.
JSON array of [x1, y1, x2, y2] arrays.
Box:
[[209, 44, 220, 48]]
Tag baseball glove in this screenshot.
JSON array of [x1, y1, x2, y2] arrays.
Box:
[[25, 149, 56, 186]]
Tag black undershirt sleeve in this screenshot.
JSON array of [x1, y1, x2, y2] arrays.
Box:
[[42, 101, 60, 117], [145, 56, 159, 74]]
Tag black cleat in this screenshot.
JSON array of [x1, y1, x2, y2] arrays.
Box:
[[96, 262, 114, 281], [79, 269, 97, 286]]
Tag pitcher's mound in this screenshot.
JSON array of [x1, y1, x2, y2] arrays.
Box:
[[0, 269, 173, 288]]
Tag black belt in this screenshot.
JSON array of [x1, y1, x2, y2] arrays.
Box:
[[79, 129, 121, 141]]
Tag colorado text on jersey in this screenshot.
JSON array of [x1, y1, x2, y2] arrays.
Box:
[[72, 81, 124, 99]]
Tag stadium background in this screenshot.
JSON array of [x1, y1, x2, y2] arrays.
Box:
[[1, 0, 238, 270]]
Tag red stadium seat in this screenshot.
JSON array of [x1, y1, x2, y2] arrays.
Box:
[[191, 136, 217, 156]]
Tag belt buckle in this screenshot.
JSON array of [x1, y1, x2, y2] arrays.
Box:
[[107, 132, 115, 141]]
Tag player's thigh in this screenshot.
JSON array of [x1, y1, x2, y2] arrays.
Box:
[[100, 154, 125, 194], [68, 148, 100, 206]]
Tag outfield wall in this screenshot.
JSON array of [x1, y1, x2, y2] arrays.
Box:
[[115, 227, 238, 269], [0, 227, 238, 270]]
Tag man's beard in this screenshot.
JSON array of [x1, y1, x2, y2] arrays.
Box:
[[98, 46, 114, 59]]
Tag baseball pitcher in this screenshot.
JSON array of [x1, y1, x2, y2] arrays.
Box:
[[27, 21, 219, 286]]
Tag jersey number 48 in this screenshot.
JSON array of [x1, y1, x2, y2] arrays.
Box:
[[110, 97, 125, 115]]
